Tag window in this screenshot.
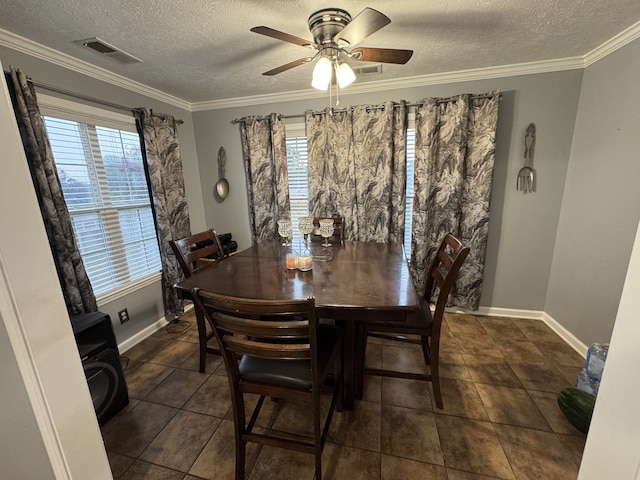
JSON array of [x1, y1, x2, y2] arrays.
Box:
[[404, 128, 416, 255], [285, 124, 310, 235], [284, 122, 416, 255], [40, 96, 161, 300]]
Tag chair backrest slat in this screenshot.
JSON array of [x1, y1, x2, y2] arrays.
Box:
[[225, 336, 311, 360], [213, 313, 310, 338]]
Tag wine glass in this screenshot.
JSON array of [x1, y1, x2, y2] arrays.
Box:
[[319, 219, 334, 247], [298, 216, 314, 244], [277, 219, 292, 246]]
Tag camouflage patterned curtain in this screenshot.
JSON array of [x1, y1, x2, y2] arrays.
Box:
[[134, 108, 191, 320], [410, 91, 500, 309], [238, 114, 290, 242], [6, 66, 97, 315], [306, 101, 407, 243]]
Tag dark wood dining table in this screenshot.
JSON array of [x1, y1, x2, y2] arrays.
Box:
[[174, 238, 419, 409]]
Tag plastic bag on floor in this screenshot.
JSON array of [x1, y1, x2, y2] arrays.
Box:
[[576, 368, 600, 396], [585, 343, 609, 382]]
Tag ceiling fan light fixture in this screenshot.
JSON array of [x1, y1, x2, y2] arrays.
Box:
[[336, 62, 356, 88], [311, 56, 332, 90]]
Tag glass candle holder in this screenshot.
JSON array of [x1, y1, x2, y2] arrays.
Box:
[[319, 219, 334, 247], [298, 216, 314, 243], [277, 219, 292, 246], [297, 254, 313, 271], [285, 252, 297, 270]]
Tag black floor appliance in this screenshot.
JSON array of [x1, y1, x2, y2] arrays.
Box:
[[71, 311, 129, 425]]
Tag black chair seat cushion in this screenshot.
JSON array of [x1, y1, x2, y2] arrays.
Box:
[[238, 324, 343, 389]]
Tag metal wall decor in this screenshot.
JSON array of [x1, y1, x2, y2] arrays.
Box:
[[216, 146, 230, 200], [517, 123, 536, 194]]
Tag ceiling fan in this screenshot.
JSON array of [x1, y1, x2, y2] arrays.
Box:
[[250, 7, 413, 90]]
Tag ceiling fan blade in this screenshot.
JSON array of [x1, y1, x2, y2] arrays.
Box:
[[250, 26, 316, 48], [263, 57, 313, 76], [332, 8, 391, 47], [351, 47, 413, 64]]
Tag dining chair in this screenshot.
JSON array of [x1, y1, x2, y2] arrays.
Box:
[[169, 229, 227, 370], [360, 233, 470, 409], [191, 289, 343, 480], [169, 228, 226, 278], [312, 216, 345, 244]]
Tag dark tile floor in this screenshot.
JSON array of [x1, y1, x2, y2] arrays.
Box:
[[103, 310, 587, 479]]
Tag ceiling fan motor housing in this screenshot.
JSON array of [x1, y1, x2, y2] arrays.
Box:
[[308, 8, 352, 47]]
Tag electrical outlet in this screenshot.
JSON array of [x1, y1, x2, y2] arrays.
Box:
[[118, 308, 130, 324]]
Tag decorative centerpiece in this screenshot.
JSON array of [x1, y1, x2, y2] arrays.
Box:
[[277, 219, 292, 246], [285, 253, 297, 270], [319, 218, 334, 247], [298, 216, 314, 244], [297, 246, 313, 271]]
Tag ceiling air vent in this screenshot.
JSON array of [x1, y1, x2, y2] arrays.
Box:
[[73, 37, 142, 64], [352, 64, 383, 76]]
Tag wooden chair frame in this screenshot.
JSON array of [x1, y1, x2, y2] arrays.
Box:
[[169, 229, 226, 370], [360, 233, 470, 409], [169, 228, 226, 278], [191, 290, 343, 480]]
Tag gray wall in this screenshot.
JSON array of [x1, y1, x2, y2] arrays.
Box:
[[0, 313, 55, 479], [1, 45, 204, 344], [546, 38, 640, 345], [193, 71, 583, 312]]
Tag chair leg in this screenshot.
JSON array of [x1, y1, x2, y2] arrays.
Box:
[[420, 335, 430, 366], [314, 449, 322, 480], [234, 406, 246, 479], [235, 438, 245, 480], [337, 349, 344, 412], [431, 355, 443, 410], [354, 323, 366, 399], [194, 308, 208, 373]]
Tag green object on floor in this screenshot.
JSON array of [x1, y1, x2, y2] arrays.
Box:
[[557, 387, 596, 433]]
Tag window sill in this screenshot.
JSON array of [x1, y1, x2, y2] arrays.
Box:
[[96, 271, 162, 306]]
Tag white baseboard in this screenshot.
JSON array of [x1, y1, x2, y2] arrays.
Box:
[[541, 311, 589, 357], [449, 306, 588, 358], [117, 303, 588, 359], [118, 304, 194, 353]]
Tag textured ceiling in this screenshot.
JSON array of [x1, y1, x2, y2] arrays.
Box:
[[1, 0, 639, 104]]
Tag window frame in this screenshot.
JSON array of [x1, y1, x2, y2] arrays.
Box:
[[38, 94, 161, 306]]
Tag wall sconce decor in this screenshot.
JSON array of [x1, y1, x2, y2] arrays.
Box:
[[517, 123, 536, 194], [216, 146, 229, 200]]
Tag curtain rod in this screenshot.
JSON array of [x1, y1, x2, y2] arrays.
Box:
[[230, 92, 501, 124], [3, 71, 184, 124]]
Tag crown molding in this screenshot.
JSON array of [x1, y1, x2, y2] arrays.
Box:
[[3, 20, 638, 113], [584, 20, 640, 67], [191, 86, 331, 111], [0, 29, 191, 111], [192, 55, 586, 111]]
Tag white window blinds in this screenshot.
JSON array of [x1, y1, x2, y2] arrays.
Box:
[[286, 124, 310, 234], [404, 128, 415, 255], [42, 106, 161, 298]]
